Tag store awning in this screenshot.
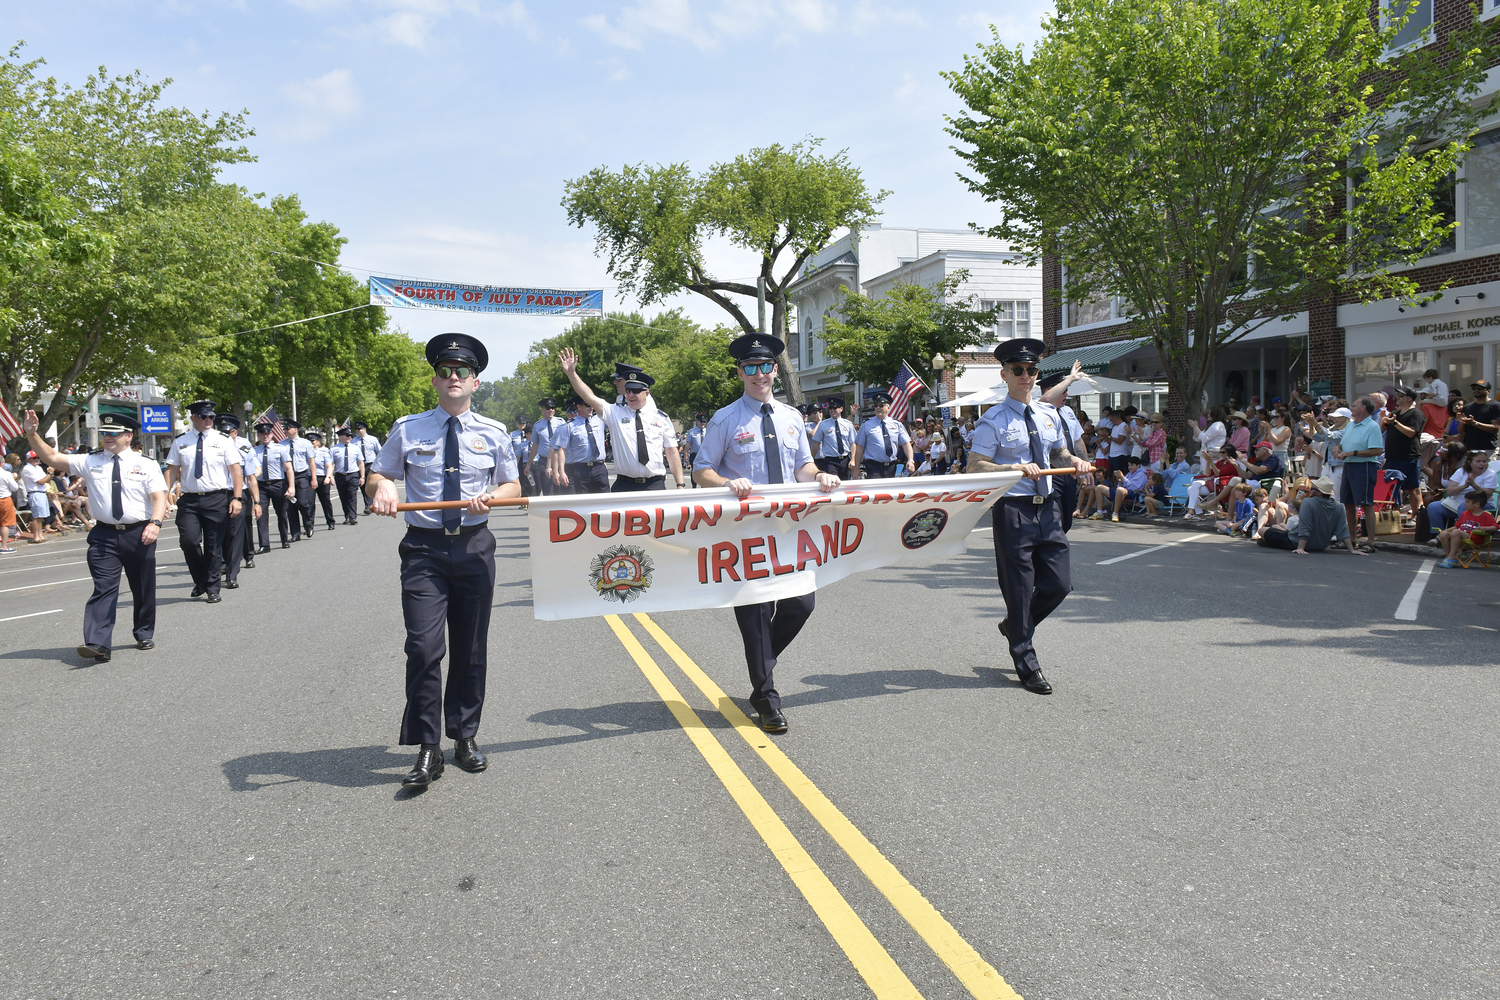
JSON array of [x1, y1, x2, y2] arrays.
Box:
[[1040, 337, 1151, 375]]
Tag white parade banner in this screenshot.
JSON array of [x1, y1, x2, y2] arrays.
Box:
[[526, 472, 1021, 621]]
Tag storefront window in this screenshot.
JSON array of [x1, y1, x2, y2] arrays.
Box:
[[1463, 130, 1500, 250], [1351, 351, 1425, 399]]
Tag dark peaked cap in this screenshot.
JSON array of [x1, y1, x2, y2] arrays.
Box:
[[994, 338, 1048, 364], [425, 333, 488, 374], [728, 333, 785, 362]]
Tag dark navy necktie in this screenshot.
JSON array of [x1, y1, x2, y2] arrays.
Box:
[[1024, 406, 1051, 497], [587, 419, 599, 462], [833, 419, 844, 455], [761, 403, 783, 484], [634, 412, 648, 468], [443, 415, 462, 533], [880, 420, 894, 462], [111, 455, 123, 521], [193, 432, 204, 481]]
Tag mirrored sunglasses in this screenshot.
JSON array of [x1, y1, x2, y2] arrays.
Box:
[[741, 362, 775, 376], [436, 365, 474, 379]]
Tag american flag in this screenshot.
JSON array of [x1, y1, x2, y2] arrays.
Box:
[[886, 362, 927, 423], [253, 406, 288, 442], [0, 399, 22, 442]]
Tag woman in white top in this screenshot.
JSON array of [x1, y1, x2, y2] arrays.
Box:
[[1266, 410, 1293, 465], [1425, 451, 1498, 532], [928, 432, 949, 475], [1192, 406, 1228, 462]]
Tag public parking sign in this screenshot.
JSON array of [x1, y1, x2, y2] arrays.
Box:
[[138, 404, 174, 434]]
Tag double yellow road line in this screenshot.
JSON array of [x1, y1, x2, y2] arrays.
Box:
[[604, 612, 1021, 1000]]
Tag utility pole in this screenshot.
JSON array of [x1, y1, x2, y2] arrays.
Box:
[[291, 377, 298, 422], [757, 277, 767, 336]]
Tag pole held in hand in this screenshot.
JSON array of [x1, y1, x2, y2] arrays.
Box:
[[395, 497, 530, 512]]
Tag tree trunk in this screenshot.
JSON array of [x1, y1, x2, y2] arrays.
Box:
[[770, 293, 804, 405]]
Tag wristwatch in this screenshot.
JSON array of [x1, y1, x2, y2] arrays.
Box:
[[149, 518, 163, 527]]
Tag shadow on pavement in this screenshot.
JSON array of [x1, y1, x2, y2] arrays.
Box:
[[222, 744, 411, 791], [783, 665, 1024, 708], [492, 700, 691, 753]]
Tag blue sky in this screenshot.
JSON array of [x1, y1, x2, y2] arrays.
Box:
[[10, 0, 1052, 377]]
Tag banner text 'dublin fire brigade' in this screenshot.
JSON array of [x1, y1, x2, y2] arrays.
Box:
[[525, 472, 1020, 620]]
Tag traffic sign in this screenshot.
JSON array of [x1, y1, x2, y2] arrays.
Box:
[[138, 404, 174, 434]]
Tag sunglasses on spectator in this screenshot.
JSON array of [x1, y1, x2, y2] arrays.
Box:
[[436, 365, 474, 379], [1008, 365, 1038, 377], [740, 362, 775, 376]]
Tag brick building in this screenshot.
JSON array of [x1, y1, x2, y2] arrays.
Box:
[[1042, 0, 1500, 423]]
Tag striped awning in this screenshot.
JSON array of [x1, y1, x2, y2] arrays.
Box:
[[1040, 337, 1150, 375]]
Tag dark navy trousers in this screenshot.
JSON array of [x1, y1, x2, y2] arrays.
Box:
[[334, 472, 361, 521], [816, 456, 851, 478], [291, 473, 315, 537], [993, 496, 1072, 677], [259, 479, 291, 546], [565, 462, 610, 494], [84, 522, 156, 647], [1056, 474, 1079, 533], [733, 593, 816, 713], [176, 491, 228, 595], [398, 525, 496, 745], [220, 492, 247, 583]]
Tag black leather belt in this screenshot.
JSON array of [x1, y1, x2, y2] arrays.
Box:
[[569, 460, 605, 468], [619, 474, 663, 483], [407, 523, 485, 537], [998, 494, 1050, 505], [108, 521, 146, 531], [183, 489, 230, 496]]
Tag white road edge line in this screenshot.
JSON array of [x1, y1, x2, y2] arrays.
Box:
[[1097, 531, 1217, 565], [0, 608, 65, 623], [0, 576, 95, 595], [1394, 558, 1439, 621], [0, 559, 89, 577]]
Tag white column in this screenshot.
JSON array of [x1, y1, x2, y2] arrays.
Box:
[[87, 394, 100, 450], [1486, 341, 1498, 387]]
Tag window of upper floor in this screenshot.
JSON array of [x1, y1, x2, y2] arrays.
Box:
[[1381, 0, 1434, 57]]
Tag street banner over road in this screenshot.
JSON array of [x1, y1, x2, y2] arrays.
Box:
[[369, 276, 604, 316], [527, 472, 1020, 620]]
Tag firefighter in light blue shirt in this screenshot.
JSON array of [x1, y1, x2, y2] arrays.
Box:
[[365, 333, 521, 789], [353, 421, 381, 514], [307, 431, 338, 531], [282, 420, 318, 539], [850, 392, 914, 479], [331, 425, 365, 524], [810, 395, 855, 479], [693, 333, 839, 736], [968, 338, 1092, 696], [528, 398, 566, 497], [683, 412, 708, 488], [254, 423, 293, 550], [550, 394, 609, 494], [215, 413, 260, 580]]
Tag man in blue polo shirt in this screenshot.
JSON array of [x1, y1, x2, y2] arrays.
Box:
[[1333, 395, 1384, 550]]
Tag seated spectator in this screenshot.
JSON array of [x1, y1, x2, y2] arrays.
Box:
[[1436, 490, 1497, 568], [1241, 441, 1283, 486], [1249, 487, 1283, 540], [1215, 483, 1255, 535], [1141, 471, 1170, 515], [1185, 445, 1245, 517], [947, 440, 967, 474], [1425, 451, 1498, 533], [1162, 445, 1192, 488], [1144, 414, 1167, 468], [1257, 476, 1366, 554], [1091, 455, 1150, 523], [1228, 411, 1251, 455]]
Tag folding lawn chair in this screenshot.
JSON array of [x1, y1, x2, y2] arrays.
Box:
[[1163, 476, 1191, 516]]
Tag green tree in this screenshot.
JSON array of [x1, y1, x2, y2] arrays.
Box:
[[562, 139, 888, 404], [637, 324, 745, 420], [0, 47, 271, 430], [475, 311, 694, 427], [945, 0, 1498, 428], [820, 272, 996, 391]]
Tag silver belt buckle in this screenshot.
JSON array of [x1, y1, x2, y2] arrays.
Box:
[[445, 525, 461, 536], [1031, 494, 1045, 505]]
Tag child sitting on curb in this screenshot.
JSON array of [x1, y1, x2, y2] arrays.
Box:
[[1215, 483, 1255, 535]]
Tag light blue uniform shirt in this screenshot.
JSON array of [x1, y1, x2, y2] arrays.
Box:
[[372, 407, 518, 529], [697, 395, 813, 484], [285, 436, 316, 474], [257, 441, 290, 482], [332, 439, 363, 473], [853, 416, 910, 463], [356, 433, 381, 466], [812, 416, 854, 457], [533, 416, 567, 458], [970, 395, 1066, 497], [1339, 416, 1383, 463], [1049, 403, 1084, 451], [312, 445, 331, 477], [233, 437, 261, 479], [554, 415, 606, 463], [510, 430, 527, 460], [684, 424, 706, 458]]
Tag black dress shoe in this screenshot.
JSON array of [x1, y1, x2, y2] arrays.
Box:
[[136, 639, 154, 650], [76, 643, 111, 662], [453, 737, 488, 772], [1018, 670, 1053, 695], [243, 558, 255, 568], [757, 709, 789, 734], [998, 620, 1008, 638], [225, 580, 239, 589], [205, 592, 223, 604], [281, 541, 291, 549], [326, 523, 336, 530], [256, 545, 270, 555], [402, 744, 445, 787]]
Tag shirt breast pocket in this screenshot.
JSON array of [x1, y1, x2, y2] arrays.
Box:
[[461, 451, 496, 477], [733, 437, 760, 455]]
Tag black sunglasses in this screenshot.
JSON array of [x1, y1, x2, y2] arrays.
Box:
[[436, 365, 475, 379], [1008, 365, 1038, 377]]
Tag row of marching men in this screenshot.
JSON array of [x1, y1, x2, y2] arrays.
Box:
[[15, 400, 382, 663], [506, 367, 922, 498]]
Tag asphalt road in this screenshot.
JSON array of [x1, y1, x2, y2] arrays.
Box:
[[1, 497, 1496, 1000]]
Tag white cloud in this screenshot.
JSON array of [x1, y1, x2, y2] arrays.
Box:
[[294, 0, 540, 48], [585, 0, 924, 51], [281, 69, 362, 139], [377, 9, 437, 47]]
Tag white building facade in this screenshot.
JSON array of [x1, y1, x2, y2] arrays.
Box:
[[785, 225, 1041, 410]]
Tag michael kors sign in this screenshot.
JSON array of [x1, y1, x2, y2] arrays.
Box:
[[1412, 314, 1500, 342]]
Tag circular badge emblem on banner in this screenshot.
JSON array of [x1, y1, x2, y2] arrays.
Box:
[[901, 508, 949, 549], [590, 544, 655, 603]]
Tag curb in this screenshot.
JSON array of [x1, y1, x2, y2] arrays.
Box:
[[1093, 514, 1438, 558]]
